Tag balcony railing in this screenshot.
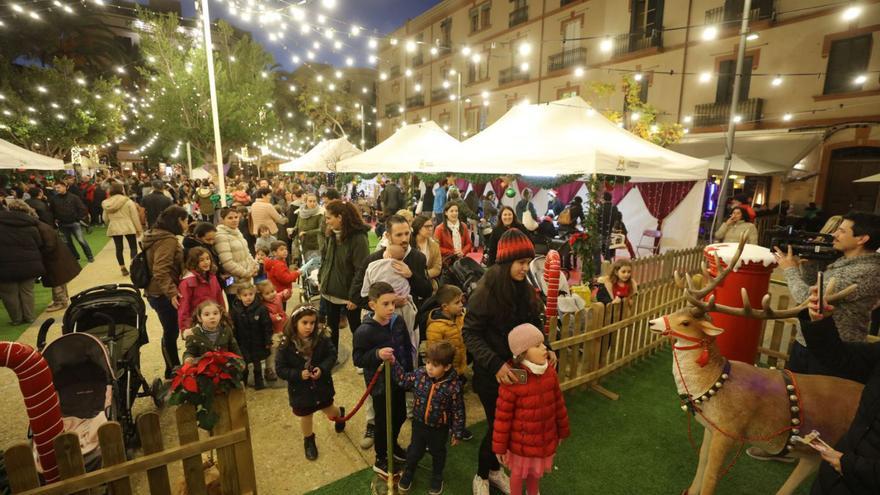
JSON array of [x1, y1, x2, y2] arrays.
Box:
[[612, 29, 662, 58], [438, 45, 451, 56], [413, 53, 424, 67], [390, 65, 400, 77], [705, 0, 776, 26], [406, 94, 425, 108], [509, 6, 528, 27], [548, 47, 587, 72], [384, 103, 401, 117], [693, 98, 764, 128], [431, 87, 450, 102], [499, 66, 529, 85]]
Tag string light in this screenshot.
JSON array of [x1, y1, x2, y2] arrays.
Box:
[[842, 5, 862, 21], [772, 76, 783, 86], [699, 72, 712, 83], [702, 26, 718, 41], [600, 38, 613, 53], [854, 74, 868, 84]]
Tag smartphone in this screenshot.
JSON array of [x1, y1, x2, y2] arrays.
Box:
[[224, 276, 234, 288], [511, 369, 528, 384], [817, 271, 825, 315]]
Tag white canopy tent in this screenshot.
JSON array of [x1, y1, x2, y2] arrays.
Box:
[[336, 121, 460, 173], [0, 139, 65, 170], [705, 154, 790, 175], [279, 138, 361, 173], [854, 173, 880, 183], [671, 129, 824, 168], [190, 166, 212, 180], [436, 97, 708, 180]]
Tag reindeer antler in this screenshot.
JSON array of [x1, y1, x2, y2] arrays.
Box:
[[673, 233, 748, 316]]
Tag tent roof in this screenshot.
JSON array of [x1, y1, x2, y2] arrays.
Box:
[[671, 129, 823, 168], [0, 139, 65, 170], [855, 172, 880, 183], [436, 97, 708, 180], [704, 154, 789, 175], [336, 121, 459, 173], [279, 138, 361, 173]]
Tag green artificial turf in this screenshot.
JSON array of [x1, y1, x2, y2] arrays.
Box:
[[308, 350, 811, 495], [0, 226, 110, 342]]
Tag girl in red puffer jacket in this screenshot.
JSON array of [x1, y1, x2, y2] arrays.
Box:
[[493, 323, 570, 495]]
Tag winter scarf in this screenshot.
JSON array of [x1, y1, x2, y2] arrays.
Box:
[[298, 205, 321, 219]]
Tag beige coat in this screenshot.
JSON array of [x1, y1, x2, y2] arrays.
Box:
[[102, 195, 142, 237], [215, 224, 258, 293], [715, 220, 758, 244], [249, 200, 283, 235]]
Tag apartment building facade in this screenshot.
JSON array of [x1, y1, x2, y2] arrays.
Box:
[[375, 0, 880, 214]]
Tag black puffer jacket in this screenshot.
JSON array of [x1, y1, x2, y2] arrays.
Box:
[[230, 299, 272, 362], [276, 333, 338, 410], [802, 315, 880, 494], [25, 198, 54, 225], [49, 192, 87, 225], [0, 210, 45, 282]]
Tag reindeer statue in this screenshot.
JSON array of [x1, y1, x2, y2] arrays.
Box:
[[649, 236, 864, 495]]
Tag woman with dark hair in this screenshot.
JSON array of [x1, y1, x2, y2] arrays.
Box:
[[463, 228, 554, 495], [411, 215, 441, 284], [434, 202, 473, 265], [481, 191, 499, 225], [143, 205, 188, 378], [715, 205, 758, 244], [318, 199, 370, 351], [102, 182, 142, 276], [250, 187, 284, 237], [486, 206, 524, 266], [183, 222, 220, 270], [215, 207, 258, 295]]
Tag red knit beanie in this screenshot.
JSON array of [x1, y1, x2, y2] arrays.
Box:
[[495, 228, 535, 264]]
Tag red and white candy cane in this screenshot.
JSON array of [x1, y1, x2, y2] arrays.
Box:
[[0, 342, 63, 483], [543, 250, 561, 335]]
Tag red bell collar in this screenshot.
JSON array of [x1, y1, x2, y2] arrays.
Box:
[[660, 315, 713, 367]]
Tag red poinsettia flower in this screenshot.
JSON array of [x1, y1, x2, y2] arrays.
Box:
[[182, 375, 199, 393]]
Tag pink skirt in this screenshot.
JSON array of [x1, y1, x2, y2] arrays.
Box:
[[506, 452, 554, 479]]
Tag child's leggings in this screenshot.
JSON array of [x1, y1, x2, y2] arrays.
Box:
[[510, 475, 540, 495]]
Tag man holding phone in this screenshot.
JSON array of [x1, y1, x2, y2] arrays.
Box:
[[775, 211, 880, 376]]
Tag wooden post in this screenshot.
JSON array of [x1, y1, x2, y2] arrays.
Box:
[[227, 388, 257, 494], [53, 433, 88, 495], [97, 422, 133, 495], [176, 404, 208, 495], [213, 394, 241, 495], [4, 443, 41, 492], [137, 412, 172, 495]]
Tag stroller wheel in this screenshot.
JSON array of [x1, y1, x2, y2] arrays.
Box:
[[151, 377, 166, 408]]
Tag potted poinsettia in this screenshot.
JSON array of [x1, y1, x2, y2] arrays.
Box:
[[167, 351, 246, 430]]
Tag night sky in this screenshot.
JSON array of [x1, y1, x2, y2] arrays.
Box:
[[181, 0, 441, 71]]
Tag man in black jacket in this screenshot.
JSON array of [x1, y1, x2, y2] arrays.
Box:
[[378, 180, 405, 220], [142, 180, 173, 227], [50, 182, 93, 262], [26, 187, 54, 225], [801, 291, 880, 494]]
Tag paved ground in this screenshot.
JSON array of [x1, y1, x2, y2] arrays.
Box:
[[0, 236, 487, 494]]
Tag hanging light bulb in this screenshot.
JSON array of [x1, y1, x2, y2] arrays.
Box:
[[634, 73, 643, 81], [854, 74, 868, 85], [702, 26, 718, 41], [368, 38, 378, 49], [699, 72, 712, 83], [520, 62, 529, 72], [783, 113, 793, 121], [600, 38, 613, 53], [574, 67, 585, 77], [518, 42, 532, 56], [842, 5, 862, 21], [406, 40, 417, 53], [350, 25, 361, 36], [771, 76, 783, 86], [461, 46, 471, 56]]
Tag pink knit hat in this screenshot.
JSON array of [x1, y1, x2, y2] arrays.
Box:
[[508, 323, 544, 357]]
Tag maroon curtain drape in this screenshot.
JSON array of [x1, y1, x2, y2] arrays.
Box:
[[471, 182, 488, 198], [555, 181, 584, 205], [608, 183, 636, 206], [490, 178, 506, 199], [635, 181, 697, 251], [454, 179, 470, 192], [515, 179, 540, 197]]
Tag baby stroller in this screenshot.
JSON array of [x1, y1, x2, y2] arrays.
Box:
[[293, 235, 322, 305], [37, 284, 162, 449], [441, 256, 485, 302]]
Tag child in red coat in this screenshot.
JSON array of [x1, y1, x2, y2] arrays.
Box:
[[493, 323, 569, 495], [257, 279, 291, 381], [177, 247, 225, 333], [264, 241, 300, 306]]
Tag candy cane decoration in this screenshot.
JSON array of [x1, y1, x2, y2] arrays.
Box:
[[0, 342, 63, 483], [543, 250, 561, 335]]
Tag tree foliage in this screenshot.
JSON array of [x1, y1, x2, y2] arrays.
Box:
[[291, 71, 359, 141], [134, 11, 279, 163], [0, 56, 124, 158]]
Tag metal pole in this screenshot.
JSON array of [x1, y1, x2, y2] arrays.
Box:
[[710, 0, 752, 242], [185, 141, 193, 178], [384, 363, 394, 493], [456, 71, 462, 140], [361, 105, 366, 151], [198, 0, 227, 207]]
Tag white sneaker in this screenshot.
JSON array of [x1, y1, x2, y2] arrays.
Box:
[[472, 475, 490, 495], [488, 469, 511, 494], [356, 366, 364, 375]]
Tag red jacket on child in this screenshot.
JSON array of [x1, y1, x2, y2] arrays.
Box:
[[264, 257, 300, 294], [177, 271, 225, 332], [492, 363, 570, 458], [262, 290, 291, 334]]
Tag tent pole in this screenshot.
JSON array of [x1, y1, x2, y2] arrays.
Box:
[[710, 0, 751, 242], [198, 0, 227, 207], [186, 141, 193, 178], [361, 105, 366, 151], [456, 71, 463, 140]]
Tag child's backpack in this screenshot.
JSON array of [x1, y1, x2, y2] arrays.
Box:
[[557, 207, 573, 226]]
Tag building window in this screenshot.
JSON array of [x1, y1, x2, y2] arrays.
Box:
[[510, 0, 528, 28], [468, 52, 490, 84], [440, 18, 452, 54], [716, 56, 753, 104], [413, 33, 424, 66], [617, 0, 664, 55], [561, 17, 582, 47], [439, 112, 451, 130], [465, 106, 489, 135], [470, 3, 491, 33], [557, 86, 579, 99], [469, 7, 479, 33], [824, 34, 872, 95]]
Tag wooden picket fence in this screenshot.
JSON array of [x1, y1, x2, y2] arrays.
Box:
[[550, 246, 704, 393], [3, 389, 256, 495]]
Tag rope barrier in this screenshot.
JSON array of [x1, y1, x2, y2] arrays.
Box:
[[328, 363, 385, 423]]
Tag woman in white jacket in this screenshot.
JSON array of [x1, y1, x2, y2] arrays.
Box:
[[102, 182, 143, 276], [214, 207, 258, 295]]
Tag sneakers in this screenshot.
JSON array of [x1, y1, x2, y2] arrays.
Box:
[[472, 475, 490, 495], [264, 368, 278, 382], [372, 458, 389, 477], [120, 267, 129, 276], [355, 366, 364, 375], [392, 444, 408, 464], [303, 434, 318, 461], [488, 469, 511, 494], [334, 407, 346, 433], [46, 302, 67, 313], [429, 478, 444, 495], [746, 446, 797, 463], [461, 428, 474, 441], [360, 422, 375, 449], [397, 470, 414, 492]]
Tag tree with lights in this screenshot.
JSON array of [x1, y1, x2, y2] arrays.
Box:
[[290, 71, 360, 141], [0, 56, 125, 158], [134, 11, 279, 164]]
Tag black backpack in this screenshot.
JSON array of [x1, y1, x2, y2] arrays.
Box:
[[129, 243, 151, 289]]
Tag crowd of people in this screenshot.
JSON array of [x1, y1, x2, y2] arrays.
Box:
[[1, 168, 879, 495]]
